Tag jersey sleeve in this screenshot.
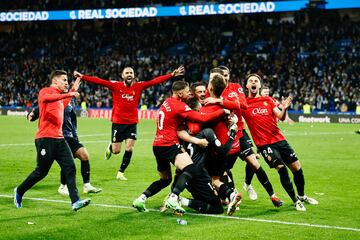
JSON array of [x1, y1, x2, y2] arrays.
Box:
[[177, 103, 224, 123], [138, 73, 173, 90], [237, 89, 248, 110], [39, 89, 72, 103], [82, 75, 116, 90], [200, 128, 234, 158], [223, 98, 241, 110]]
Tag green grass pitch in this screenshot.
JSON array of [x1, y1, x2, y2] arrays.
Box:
[[0, 116, 359, 239]]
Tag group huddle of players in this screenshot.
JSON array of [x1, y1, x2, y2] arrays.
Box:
[[14, 65, 318, 214], [131, 66, 318, 215]]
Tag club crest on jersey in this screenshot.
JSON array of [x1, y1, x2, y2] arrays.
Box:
[[238, 87, 244, 94], [41, 149, 46, 156], [263, 101, 268, 106]]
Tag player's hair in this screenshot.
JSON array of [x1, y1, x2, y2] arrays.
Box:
[[218, 65, 230, 74], [190, 81, 206, 94], [186, 97, 201, 111], [210, 67, 224, 75], [172, 80, 189, 92], [210, 74, 226, 97], [49, 70, 67, 82], [122, 66, 134, 74], [262, 85, 269, 90], [246, 73, 263, 86]]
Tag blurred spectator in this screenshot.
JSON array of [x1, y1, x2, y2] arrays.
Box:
[[0, 12, 359, 111]]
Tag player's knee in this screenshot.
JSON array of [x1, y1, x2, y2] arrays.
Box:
[[112, 144, 121, 154], [125, 146, 134, 152], [160, 178, 172, 188]]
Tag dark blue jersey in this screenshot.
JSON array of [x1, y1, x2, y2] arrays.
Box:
[[63, 99, 78, 138]]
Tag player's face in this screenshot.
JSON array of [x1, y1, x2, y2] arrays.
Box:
[[246, 76, 261, 95], [122, 67, 135, 86], [193, 85, 206, 103], [179, 86, 191, 101], [54, 75, 69, 92], [261, 88, 270, 96], [222, 70, 230, 84]]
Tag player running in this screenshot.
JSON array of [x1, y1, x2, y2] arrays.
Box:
[[27, 97, 102, 195], [74, 66, 184, 181], [14, 70, 90, 211]]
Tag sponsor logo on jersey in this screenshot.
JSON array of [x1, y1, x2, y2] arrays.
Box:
[[121, 93, 134, 101], [252, 107, 269, 115], [228, 91, 238, 98]]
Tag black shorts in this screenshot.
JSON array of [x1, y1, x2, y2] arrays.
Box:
[[187, 169, 221, 206], [258, 140, 298, 168], [65, 137, 84, 156], [239, 130, 254, 160], [153, 144, 184, 172], [224, 153, 238, 170], [111, 123, 137, 143]]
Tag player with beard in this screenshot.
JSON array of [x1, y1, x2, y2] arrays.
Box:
[[243, 74, 318, 211], [74, 66, 184, 181]]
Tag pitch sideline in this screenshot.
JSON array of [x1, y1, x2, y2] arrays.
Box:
[[0, 194, 359, 233]]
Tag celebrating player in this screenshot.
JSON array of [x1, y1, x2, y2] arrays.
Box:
[[27, 96, 102, 195], [204, 67, 282, 206], [14, 70, 90, 211], [74, 66, 184, 181], [132, 80, 228, 214], [242, 74, 318, 211]]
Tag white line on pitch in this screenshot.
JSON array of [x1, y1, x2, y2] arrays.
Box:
[[0, 194, 359, 232]]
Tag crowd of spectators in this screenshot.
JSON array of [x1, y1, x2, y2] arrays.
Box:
[[0, 11, 359, 112]]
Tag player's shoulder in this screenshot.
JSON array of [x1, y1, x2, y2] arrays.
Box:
[[201, 104, 221, 112]]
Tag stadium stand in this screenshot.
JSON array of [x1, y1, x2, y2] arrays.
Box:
[[0, 11, 359, 111]]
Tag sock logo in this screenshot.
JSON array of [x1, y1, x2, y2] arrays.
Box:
[[41, 149, 46, 156]]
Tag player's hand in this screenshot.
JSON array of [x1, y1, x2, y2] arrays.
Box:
[[72, 77, 81, 91], [228, 113, 238, 126], [196, 138, 209, 148], [281, 96, 292, 110], [229, 123, 238, 132], [203, 97, 222, 105], [223, 109, 231, 115], [70, 91, 80, 98], [27, 109, 35, 121], [172, 65, 185, 77], [73, 71, 83, 78]]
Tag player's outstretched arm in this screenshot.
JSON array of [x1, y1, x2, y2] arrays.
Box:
[[141, 65, 185, 89], [74, 70, 115, 89], [171, 65, 185, 77]]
